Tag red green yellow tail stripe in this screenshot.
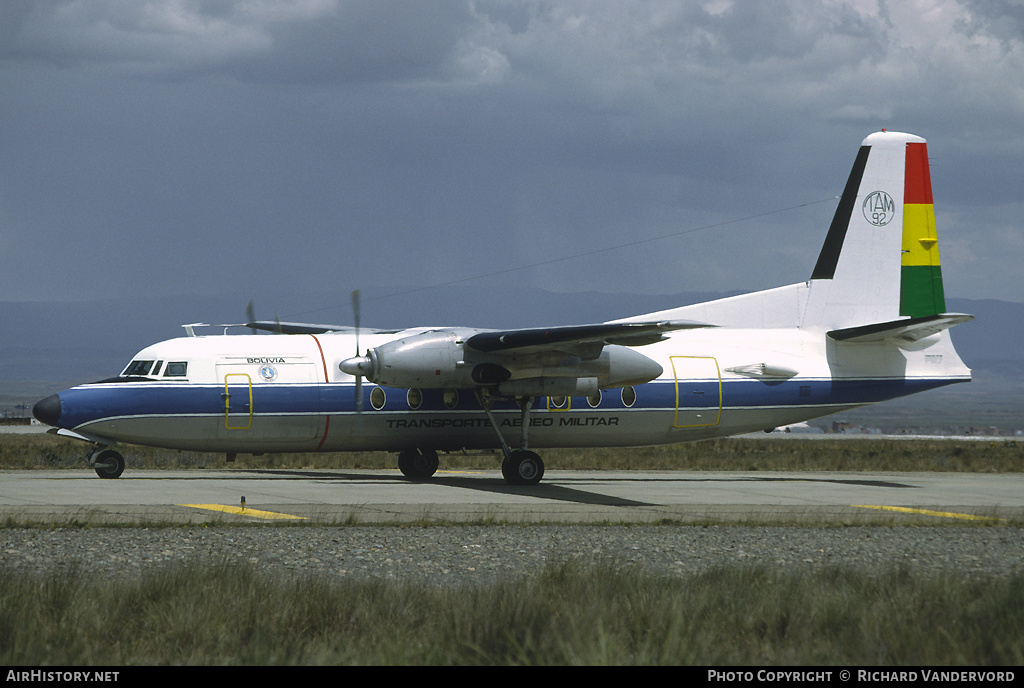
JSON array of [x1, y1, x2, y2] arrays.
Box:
[[900, 142, 946, 317]]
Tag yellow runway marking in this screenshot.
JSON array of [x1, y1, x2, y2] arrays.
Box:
[[179, 504, 307, 520], [853, 505, 1001, 521]]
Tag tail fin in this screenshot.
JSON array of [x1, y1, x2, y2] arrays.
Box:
[[811, 131, 947, 326], [619, 131, 966, 334]]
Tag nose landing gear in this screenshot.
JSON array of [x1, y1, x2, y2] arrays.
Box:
[[87, 447, 126, 479]]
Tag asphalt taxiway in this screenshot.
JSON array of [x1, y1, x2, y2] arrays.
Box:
[[1, 468, 1021, 525]]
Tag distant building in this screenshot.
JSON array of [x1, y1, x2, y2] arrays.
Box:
[[774, 422, 824, 434], [830, 421, 861, 434], [967, 426, 1000, 436]]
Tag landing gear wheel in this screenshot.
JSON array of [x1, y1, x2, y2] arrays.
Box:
[[398, 448, 439, 480], [93, 449, 125, 479], [502, 450, 544, 486]]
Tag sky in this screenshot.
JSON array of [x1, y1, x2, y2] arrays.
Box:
[[2, 0, 1022, 327]]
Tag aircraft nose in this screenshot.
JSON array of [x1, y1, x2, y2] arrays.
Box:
[[33, 394, 62, 427]]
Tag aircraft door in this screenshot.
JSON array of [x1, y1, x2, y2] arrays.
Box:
[[221, 372, 253, 430], [671, 356, 722, 428], [216, 359, 322, 443]]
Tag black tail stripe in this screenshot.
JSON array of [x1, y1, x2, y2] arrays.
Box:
[[811, 145, 871, 280]]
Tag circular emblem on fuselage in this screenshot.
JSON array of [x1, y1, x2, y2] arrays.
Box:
[[259, 364, 278, 381], [862, 190, 895, 226]]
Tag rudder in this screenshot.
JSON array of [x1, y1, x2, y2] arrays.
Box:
[[901, 140, 945, 317]]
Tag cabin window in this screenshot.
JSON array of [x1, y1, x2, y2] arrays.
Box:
[[370, 386, 386, 410], [164, 362, 188, 377], [123, 360, 154, 377], [587, 390, 603, 408], [621, 386, 636, 407], [443, 388, 459, 409], [407, 388, 422, 410]]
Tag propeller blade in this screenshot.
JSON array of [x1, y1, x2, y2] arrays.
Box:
[[246, 300, 257, 335], [351, 289, 363, 413]]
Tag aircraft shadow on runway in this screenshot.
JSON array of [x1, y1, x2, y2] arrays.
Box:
[[211, 469, 919, 508]]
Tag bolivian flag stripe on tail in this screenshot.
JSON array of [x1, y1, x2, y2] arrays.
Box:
[[900, 142, 946, 317]]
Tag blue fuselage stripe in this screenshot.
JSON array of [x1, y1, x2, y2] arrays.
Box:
[[55, 377, 962, 429]]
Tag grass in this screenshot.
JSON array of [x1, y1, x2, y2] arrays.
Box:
[[2, 558, 1021, 665], [4, 434, 1022, 665], [2, 433, 1022, 472]]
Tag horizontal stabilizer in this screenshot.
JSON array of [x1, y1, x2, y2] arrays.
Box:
[[466, 320, 711, 355], [827, 313, 973, 343]]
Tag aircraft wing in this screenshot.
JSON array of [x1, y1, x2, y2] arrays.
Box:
[[465, 320, 711, 357], [245, 321, 355, 335]]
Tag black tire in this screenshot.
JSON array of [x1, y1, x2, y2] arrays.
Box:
[[94, 449, 125, 479], [502, 450, 544, 486], [398, 448, 439, 480]]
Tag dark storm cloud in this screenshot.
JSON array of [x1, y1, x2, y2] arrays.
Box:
[[0, 1, 483, 82], [1, 1, 1022, 310]]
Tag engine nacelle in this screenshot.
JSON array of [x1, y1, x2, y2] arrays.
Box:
[[496, 346, 663, 389], [341, 330, 480, 388], [339, 330, 664, 392]]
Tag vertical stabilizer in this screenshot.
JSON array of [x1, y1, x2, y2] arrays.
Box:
[[809, 131, 947, 328], [617, 131, 961, 333]]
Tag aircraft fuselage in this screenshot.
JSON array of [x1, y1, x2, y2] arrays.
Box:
[[37, 325, 967, 455]]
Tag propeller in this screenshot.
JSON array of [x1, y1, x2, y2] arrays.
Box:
[[244, 299, 283, 334], [337, 291, 376, 411], [246, 300, 258, 335], [352, 289, 363, 412]]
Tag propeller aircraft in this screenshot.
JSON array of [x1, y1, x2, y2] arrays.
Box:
[[33, 131, 972, 485]]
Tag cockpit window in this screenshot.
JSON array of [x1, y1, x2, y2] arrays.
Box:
[[123, 360, 154, 376], [120, 359, 187, 378], [164, 361, 188, 377]]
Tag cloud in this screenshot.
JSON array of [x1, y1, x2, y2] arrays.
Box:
[[1, 0, 499, 84], [1, 1, 1022, 306]]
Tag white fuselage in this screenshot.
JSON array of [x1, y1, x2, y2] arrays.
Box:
[[45, 323, 969, 455]]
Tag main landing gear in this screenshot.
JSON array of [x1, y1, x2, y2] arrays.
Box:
[[501, 449, 545, 486], [477, 392, 545, 486], [398, 447, 440, 480], [396, 394, 546, 486], [86, 447, 126, 479]]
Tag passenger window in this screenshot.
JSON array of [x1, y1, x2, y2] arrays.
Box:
[[443, 389, 459, 409], [123, 360, 154, 376], [407, 388, 422, 410], [164, 362, 188, 377]]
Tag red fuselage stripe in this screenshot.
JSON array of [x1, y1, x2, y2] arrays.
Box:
[[310, 334, 331, 450]]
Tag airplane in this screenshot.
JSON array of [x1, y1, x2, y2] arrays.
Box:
[[32, 130, 972, 484]]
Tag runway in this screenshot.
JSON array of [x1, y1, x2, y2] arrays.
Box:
[[1, 468, 1022, 525]]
